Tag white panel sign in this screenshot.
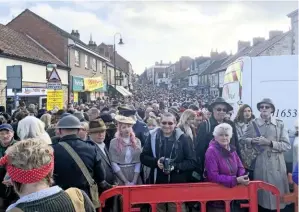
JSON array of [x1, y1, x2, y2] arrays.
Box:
[[7, 88, 47, 96]]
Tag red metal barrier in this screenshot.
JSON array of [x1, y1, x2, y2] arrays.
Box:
[[99, 181, 280, 212], [281, 173, 298, 212]]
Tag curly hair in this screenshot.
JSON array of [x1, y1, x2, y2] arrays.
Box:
[[6, 138, 54, 193]]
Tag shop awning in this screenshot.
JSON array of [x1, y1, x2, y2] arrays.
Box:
[[112, 85, 132, 97]]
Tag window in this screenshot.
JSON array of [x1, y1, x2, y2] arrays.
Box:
[[85, 55, 89, 69], [91, 58, 96, 72], [105, 51, 109, 58], [75, 50, 80, 66]]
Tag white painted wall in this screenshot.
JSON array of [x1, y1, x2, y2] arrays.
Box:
[[0, 57, 69, 85], [189, 75, 198, 87]]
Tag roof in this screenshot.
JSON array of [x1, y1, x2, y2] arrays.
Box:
[[287, 9, 298, 18], [212, 31, 291, 73], [172, 70, 189, 80], [201, 57, 228, 75], [0, 24, 68, 68], [9, 9, 107, 61], [247, 31, 291, 56]]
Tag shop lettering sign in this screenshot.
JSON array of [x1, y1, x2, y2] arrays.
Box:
[[72, 76, 84, 91], [84, 77, 103, 91]]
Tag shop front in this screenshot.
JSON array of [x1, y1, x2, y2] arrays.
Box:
[[72, 76, 85, 104], [6, 87, 47, 109], [84, 77, 106, 102]]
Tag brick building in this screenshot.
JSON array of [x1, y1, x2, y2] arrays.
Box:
[[0, 24, 69, 112], [6, 9, 112, 102]]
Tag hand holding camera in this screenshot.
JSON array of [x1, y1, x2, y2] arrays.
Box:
[[158, 157, 174, 175]]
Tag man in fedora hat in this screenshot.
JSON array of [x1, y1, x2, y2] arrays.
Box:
[[88, 119, 117, 212], [195, 97, 240, 179], [118, 104, 149, 146], [242, 98, 290, 211]]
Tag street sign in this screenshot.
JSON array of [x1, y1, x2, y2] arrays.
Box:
[[47, 66, 62, 90], [46, 90, 64, 110], [47, 82, 62, 90]]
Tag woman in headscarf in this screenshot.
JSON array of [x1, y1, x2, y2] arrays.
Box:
[[2, 137, 95, 212], [109, 115, 142, 185]]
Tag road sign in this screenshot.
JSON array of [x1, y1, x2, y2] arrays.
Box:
[[47, 67, 62, 90], [47, 82, 62, 90], [48, 68, 61, 82], [46, 90, 64, 110]]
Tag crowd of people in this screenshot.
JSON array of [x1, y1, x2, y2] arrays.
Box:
[[0, 85, 297, 212]]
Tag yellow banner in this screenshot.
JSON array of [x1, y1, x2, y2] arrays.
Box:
[[84, 77, 103, 91], [74, 92, 78, 103], [47, 90, 64, 111]]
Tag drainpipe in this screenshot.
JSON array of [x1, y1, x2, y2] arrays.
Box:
[[67, 39, 75, 104]]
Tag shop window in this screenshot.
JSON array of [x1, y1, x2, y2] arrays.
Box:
[[75, 50, 80, 66], [91, 58, 96, 72]]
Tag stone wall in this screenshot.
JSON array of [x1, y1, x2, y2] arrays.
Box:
[[259, 33, 292, 56]]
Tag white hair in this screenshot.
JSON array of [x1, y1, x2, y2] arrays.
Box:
[[17, 116, 52, 144], [213, 123, 233, 139]]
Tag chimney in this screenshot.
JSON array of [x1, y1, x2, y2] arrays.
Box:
[[160, 60, 163, 64], [237, 40, 251, 52], [155, 62, 159, 65], [88, 34, 97, 50], [71, 29, 80, 39], [269, 30, 283, 39], [88, 41, 97, 50], [252, 37, 265, 46]]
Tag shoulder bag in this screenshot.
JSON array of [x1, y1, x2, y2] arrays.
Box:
[[59, 142, 100, 208]]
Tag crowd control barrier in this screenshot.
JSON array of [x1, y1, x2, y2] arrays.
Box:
[[281, 173, 298, 212], [99, 181, 280, 212]]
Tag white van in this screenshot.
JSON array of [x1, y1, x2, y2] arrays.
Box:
[[222, 55, 298, 132]]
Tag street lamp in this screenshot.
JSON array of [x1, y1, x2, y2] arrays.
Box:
[[114, 33, 124, 88]]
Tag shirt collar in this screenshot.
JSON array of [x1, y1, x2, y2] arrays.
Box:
[[6, 186, 62, 211]]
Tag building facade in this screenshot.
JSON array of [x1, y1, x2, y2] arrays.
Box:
[[7, 9, 109, 102], [0, 24, 69, 111]]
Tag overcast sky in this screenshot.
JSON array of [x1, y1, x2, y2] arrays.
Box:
[[0, 1, 298, 74]]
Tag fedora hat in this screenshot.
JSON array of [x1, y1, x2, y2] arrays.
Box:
[[208, 97, 233, 112], [257, 98, 275, 112], [114, 114, 136, 125], [118, 104, 136, 117], [89, 119, 107, 133]]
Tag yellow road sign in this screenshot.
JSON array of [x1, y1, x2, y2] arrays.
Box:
[[47, 90, 64, 111]]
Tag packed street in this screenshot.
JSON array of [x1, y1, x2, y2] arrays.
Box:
[[0, 2, 298, 212]]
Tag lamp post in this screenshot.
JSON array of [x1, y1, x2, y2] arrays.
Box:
[[113, 33, 124, 88]]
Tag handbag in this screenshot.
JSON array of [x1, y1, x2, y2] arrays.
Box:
[[59, 142, 100, 208], [240, 121, 263, 170]]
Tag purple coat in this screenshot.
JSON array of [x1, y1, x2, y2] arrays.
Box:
[[205, 140, 245, 188]]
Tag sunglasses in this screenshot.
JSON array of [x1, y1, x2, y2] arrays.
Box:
[[161, 121, 174, 126], [216, 108, 227, 112], [259, 105, 270, 109]]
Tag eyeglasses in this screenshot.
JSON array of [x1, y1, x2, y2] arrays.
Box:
[[216, 108, 227, 112], [259, 105, 270, 109], [161, 121, 174, 126]]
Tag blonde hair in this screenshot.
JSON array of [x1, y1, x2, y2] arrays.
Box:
[[81, 122, 89, 131], [177, 109, 196, 140], [6, 138, 54, 193], [213, 123, 233, 139], [6, 138, 53, 170], [17, 116, 52, 144], [40, 113, 51, 130]]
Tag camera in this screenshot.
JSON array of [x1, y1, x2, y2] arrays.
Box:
[[160, 158, 173, 175]]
